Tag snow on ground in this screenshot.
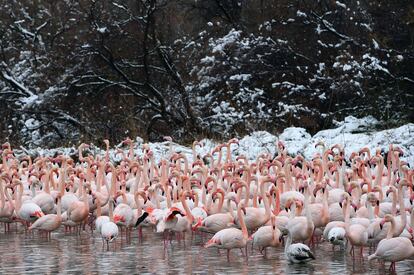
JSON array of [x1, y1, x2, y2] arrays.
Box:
[[15, 116, 414, 165]]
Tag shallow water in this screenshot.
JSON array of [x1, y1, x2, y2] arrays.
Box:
[[0, 226, 413, 274]]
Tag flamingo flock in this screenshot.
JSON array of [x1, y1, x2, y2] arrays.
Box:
[[0, 138, 413, 271]]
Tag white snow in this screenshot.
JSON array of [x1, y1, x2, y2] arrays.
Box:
[[336, 1, 347, 9], [13, 116, 414, 166], [296, 10, 307, 17], [372, 39, 379, 49], [211, 29, 241, 54]]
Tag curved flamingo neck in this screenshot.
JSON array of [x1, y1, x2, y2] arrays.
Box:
[[134, 192, 143, 217], [367, 201, 375, 221], [57, 197, 62, 218], [344, 195, 354, 233], [237, 205, 248, 239], [321, 189, 329, 224], [304, 188, 312, 230], [398, 186, 407, 226], [259, 177, 272, 219], [96, 197, 102, 217], [216, 192, 224, 213], [386, 218, 396, 239], [109, 199, 114, 221], [390, 190, 397, 216], [43, 171, 51, 194], [166, 186, 172, 208], [180, 193, 193, 223], [274, 189, 281, 215]]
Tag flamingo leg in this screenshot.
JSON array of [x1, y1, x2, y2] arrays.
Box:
[[227, 249, 231, 262]]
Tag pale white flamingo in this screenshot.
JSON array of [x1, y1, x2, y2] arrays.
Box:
[[328, 227, 346, 249], [286, 183, 314, 243], [368, 214, 414, 272], [252, 215, 282, 257], [204, 201, 249, 262], [101, 197, 119, 250], [29, 193, 63, 239], [285, 229, 315, 263], [192, 192, 237, 233], [344, 193, 368, 256]]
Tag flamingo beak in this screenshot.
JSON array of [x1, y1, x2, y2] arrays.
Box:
[[351, 203, 358, 212], [34, 211, 44, 218], [192, 217, 202, 231], [380, 220, 385, 230]]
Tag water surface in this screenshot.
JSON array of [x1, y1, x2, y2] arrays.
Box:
[[0, 226, 413, 274]]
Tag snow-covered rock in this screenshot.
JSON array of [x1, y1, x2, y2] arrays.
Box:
[[14, 116, 414, 165]]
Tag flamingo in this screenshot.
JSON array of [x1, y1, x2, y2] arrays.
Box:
[[286, 182, 314, 243], [343, 193, 368, 257], [368, 214, 414, 272], [233, 175, 274, 232], [94, 195, 109, 235], [252, 215, 282, 257], [101, 197, 119, 250], [328, 227, 346, 249], [31, 170, 55, 214], [29, 193, 63, 239], [66, 179, 90, 233], [0, 174, 15, 229], [285, 229, 315, 263], [113, 190, 134, 238], [10, 180, 44, 226], [204, 201, 249, 262], [192, 192, 237, 234]]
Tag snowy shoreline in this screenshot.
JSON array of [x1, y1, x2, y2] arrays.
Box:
[[15, 116, 414, 165]]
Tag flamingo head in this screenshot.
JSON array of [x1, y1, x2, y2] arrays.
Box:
[[33, 211, 44, 218], [113, 215, 126, 224], [312, 184, 323, 197], [191, 217, 203, 231], [380, 214, 393, 230], [166, 207, 185, 220], [379, 219, 385, 230]]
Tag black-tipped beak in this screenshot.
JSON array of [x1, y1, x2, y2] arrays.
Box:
[[339, 202, 342, 208], [135, 212, 149, 227], [380, 224, 383, 230]]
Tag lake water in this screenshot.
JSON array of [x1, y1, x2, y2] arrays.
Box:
[[0, 226, 413, 274]]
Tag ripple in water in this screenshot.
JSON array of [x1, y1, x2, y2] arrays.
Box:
[[1, 227, 414, 274]]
